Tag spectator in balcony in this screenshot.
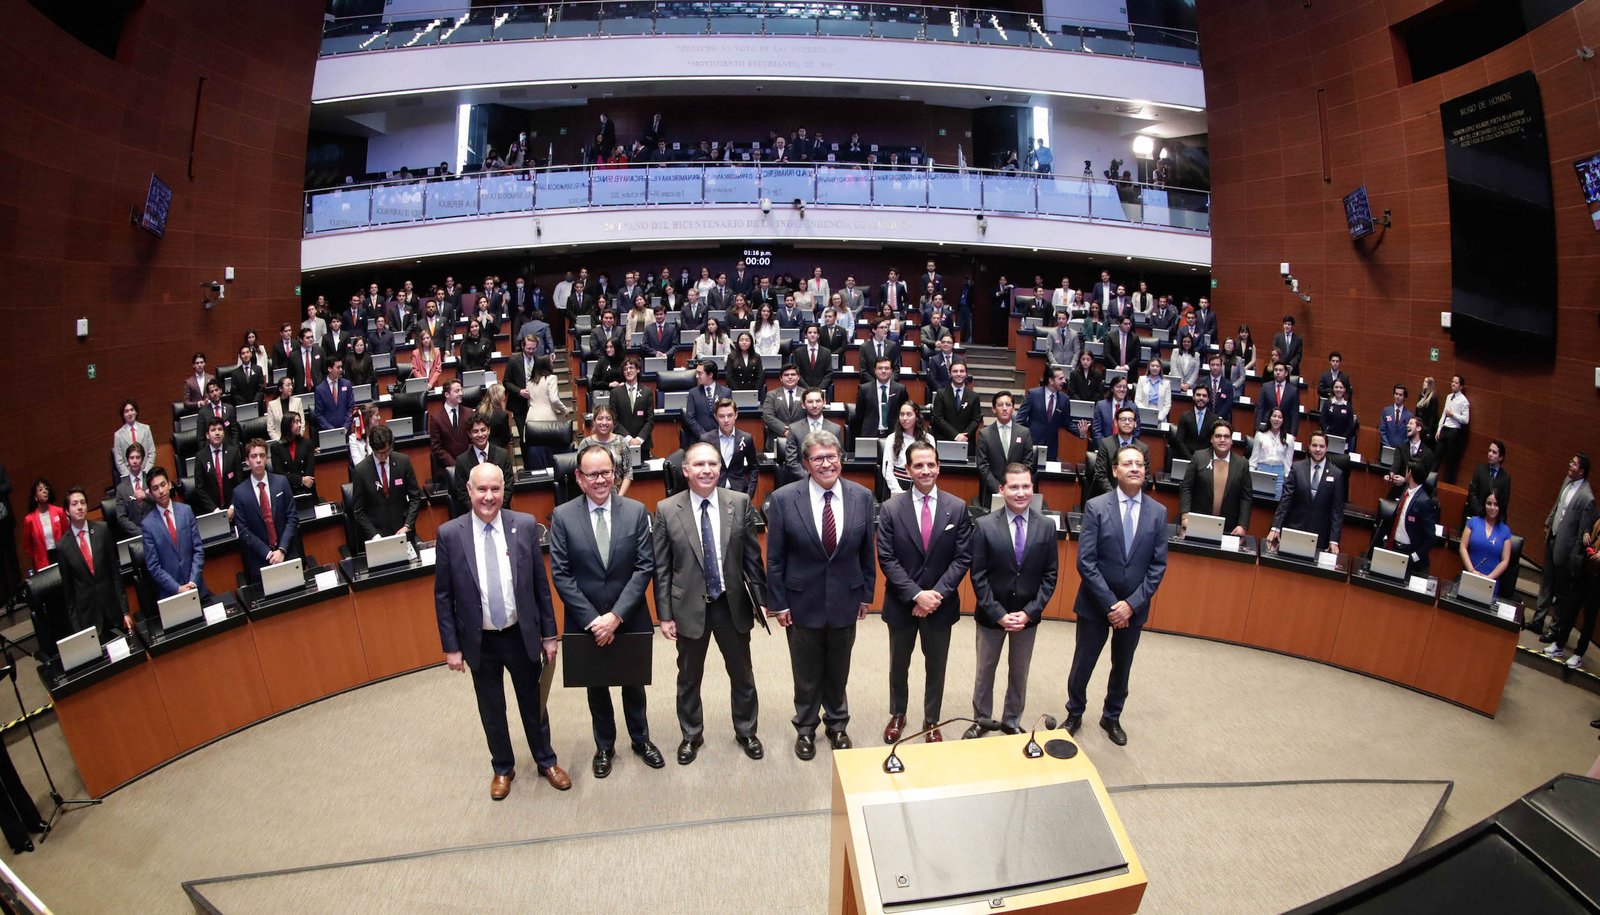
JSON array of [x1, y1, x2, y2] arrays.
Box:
[[1033, 139, 1053, 174], [507, 131, 527, 169], [596, 112, 616, 153], [648, 139, 671, 163], [768, 136, 791, 163], [754, 303, 782, 357], [642, 112, 666, 149], [691, 140, 712, 161], [845, 132, 866, 161], [601, 145, 628, 168], [484, 147, 506, 171]]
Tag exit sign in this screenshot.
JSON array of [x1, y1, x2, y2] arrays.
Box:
[[294, 284, 301, 296], [1209, 278, 1218, 289], [1429, 348, 1439, 362]]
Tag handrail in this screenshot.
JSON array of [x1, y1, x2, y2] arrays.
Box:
[[303, 162, 1210, 236], [318, 2, 1200, 66]]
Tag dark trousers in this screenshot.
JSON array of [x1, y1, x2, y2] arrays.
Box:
[[0, 739, 41, 852], [887, 618, 953, 723], [469, 626, 556, 775], [1535, 558, 1580, 632], [1067, 613, 1144, 720], [1437, 427, 1466, 484], [587, 683, 650, 751], [1551, 570, 1600, 656], [787, 624, 857, 735], [675, 596, 759, 740]]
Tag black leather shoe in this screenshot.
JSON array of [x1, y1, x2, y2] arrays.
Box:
[[962, 723, 983, 740], [827, 730, 853, 750], [1100, 717, 1128, 746], [633, 740, 666, 769], [737, 735, 765, 760], [677, 736, 704, 765], [795, 734, 817, 760], [1063, 714, 1082, 736], [1000, 723, 1023, 735], [592, 748, 615, 778], [1538, 631, 1557, 644], [1591, 718, 1600, 729], [26, 819, 47, 834], [10, 840, 31, 854]]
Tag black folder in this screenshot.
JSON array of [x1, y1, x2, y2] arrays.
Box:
[[561, 631, 654, 688], [746, 581, 771, 634]]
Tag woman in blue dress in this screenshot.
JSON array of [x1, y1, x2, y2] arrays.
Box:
[[1459, 491, 1513, 582]]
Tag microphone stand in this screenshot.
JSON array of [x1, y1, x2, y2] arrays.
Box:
[[883, 717, 1003, 774], [2, 650, 100, 843]]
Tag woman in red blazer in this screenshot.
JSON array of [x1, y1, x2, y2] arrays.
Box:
[[412, 330, 445, 390], [21, 478, 66, 574]]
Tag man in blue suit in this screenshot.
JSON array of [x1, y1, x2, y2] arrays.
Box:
[[1015, 365, 1068, 460], [1378, 383, 1413, 450], [766, 429, 877, 759], [1089, 375, 1135, 450], [138, 467, 209, 602], [683, 361, 731, 447], [230, 439, 300, 585], [1066, 443, 1170, 746], [435, 462, 569, 799], [550, 445, 662, 778], [1196, 353, 1235, 416], [514, 313, 556, 358], [313, 360, 355, 432]]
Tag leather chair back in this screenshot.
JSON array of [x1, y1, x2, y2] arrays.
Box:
[[552, 451, 581, 505], [340, 483, 360, 557]]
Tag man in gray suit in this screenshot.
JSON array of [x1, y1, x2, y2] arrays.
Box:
[[783, 388, 842, 486], [1538, 453, 1595, 648], [1066, 443, 1170, 746], [761, 365, 807, 447], [967, 463, 1059, 737], [550, 445, 662, 778], [766, 430, 876, 759], [653, 442, 768, 765]]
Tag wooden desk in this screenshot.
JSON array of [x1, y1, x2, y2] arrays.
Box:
[[1415, 586, 1520, 716], [43, 652, 178, 797], [1330, 570, 1436, 685], [1243, 551, 1348, 662], [244, 570, 370, 712], [142, 607, 272, 753], [343, 556, 444, 679], [1149, 535, 1257, 643]]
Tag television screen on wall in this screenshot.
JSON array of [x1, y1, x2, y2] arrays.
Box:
[[139, 173, 172, 238], [1572, 152, 1600, 231], [1343, 186, 1375, 240]]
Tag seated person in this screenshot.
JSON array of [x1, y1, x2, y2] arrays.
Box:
[[350, 424, 424, 548]]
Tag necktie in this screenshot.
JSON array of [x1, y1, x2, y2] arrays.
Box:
[[919, 494, 933, 551], [700, 501, 723, 599], [476, 449, 486, 465], [1013, 515, 1025, 566], [78, 529, 94, 575], [1391, 491, 1413, 548], [1122, 497, 1137, 559], [787, 390, 794, 411], [1000, 425, 1010, 453], [214, 450, 223, 498], [164, 509, 178, 546], [258, 481, 277, 547], [955, 387, 963, 407], [449, 408, 457, 430], [1212, 459, 1228, 515], [879, 385, 889, 428], [483, 523, 508, 629], [303, 351, 312, 389], [1277, 382, 1284, 404], [809, 346, 816, 364], [821, 491, 837, 554], [1046, 392, 1055, 418], [379, 462, 388, 490], [594, 506, 610, 568], [133, 477, 143, 500], [1311, 463, 1323, 496]]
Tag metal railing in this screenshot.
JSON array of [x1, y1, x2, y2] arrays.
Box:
[[320, 2, 1200, 66], [304, 162, 1209, 235]]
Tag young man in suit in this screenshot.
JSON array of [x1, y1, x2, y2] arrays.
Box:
[[683, 361, 732, 446], [976, 391, 1035, 506], [1386, 416, 1436, 496], [191, 418, 242, 515], [435, 462, 569, 799], [231, 439, 300, 585], [1464, 439, 1512, 524], [793, 324, 832, 390], [784, 389, 843, 486], [111, 442, 156, 538], [198, 380, 239, 446], [1090, 375, 1136, 450], [851, 357, 908, 444], [1088, 406, 1150, 502], [929, 361, 981, 449], [879, 269, 909, 313], [1170, 384, 1219, 462], [609, 357, 656, 458], [1191, 297, 1219, 345], [183, 352, 214, 410], [1090, 270, 1116, 312], [1377, 458, 1438, 578], [448, 415, 514, 519], [230, 343, 266, 407], [270, 411, 317, 497], [313, 360, 355, 433], [1272, 315, 1304, 374], [766, 429, 876, 759], [761, 364, 807, 448], [817, 309, 849, 354], [1179, 421, 1253, 536], [1256, 361, 1302, 436], [1016, 365, 1068, 461], [643, 304, 679, 360], [1268, 432, 1346, 553], [1046, 310, 1082, 368], [513, 315, 556, 359], [322, 314, 351, 362], [703, 400, 759, 496], [1198, 353, 1234, 417], [1066, 443, 1169, 745], [1315, 351, 1352, 403], [860, 320, 900, 377], [877, 442, 973, 743], [653, 442, 768, 764], [57, 487, 129, 639], [549, 445, 662, 779], [139, 466, 208, 605], [350, 425, 424, 548], [918, 309, 952, 361], [428, 380, 472, 486], [1379, 384, 1413, 450], [504, 334, 541, 432], [291, 327, 325, 396], [923, 337, 956, 396], [966, 463, 1058, 737]]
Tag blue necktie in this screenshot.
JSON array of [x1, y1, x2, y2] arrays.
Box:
[[1122, 497, 1136, 560], [700, 501, 723, 599], [1013, 515, 1026, 566], [483, 523, 508, 629]]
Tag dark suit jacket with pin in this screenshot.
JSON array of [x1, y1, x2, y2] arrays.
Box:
[[350, 453, 424, 544], [434, 508, 556, 669], [876, 488, 972, 628], [1273, 458, 1346, 551], [765, 478, 876, 628], [970, 508, 1058, 628], [549, 495, 655, 635], [1074, 490, 1169, 624], [651, 488, 766, 640], [230, 472, 300, 583], [976, 423, 1035, 503], [1179, 451, 1253, 532], [448, 444, 514, 519], [56, 520, 128, 636], [700, 430, 760, 495]]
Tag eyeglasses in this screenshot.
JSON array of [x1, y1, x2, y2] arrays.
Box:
[[805, 453, 841, 466], [578, 469, 615, 481]]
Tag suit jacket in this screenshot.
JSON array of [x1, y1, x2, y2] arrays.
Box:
[[139, 502, 208, 600], [112, 475, 156, 538], [1464, 463, 1512, 523], [351, 453, 424, 543], [1101, 329, 1142, 373], [706, 285, 736, 311], [924, 352, 953, 393], [643, 321, 680, 355], [1194, 371, 1235, 416], [1090, 281, 1116, 309], [448, 444, 514, 519], [701, 430, 759, 494], [1016, 385, 1068, 459], [1090, 398, 1136, 448], [876, 488, 972, 627], [192, 444, 243, 514], [57, 521, 128, 638], [322, 330, 351, 362], [929, 386, 981, 442], [976, 423, 1035, 501], [1381, 486, 1438, 575], [1273, 459, 1346, 550], [1046, 327, 1083, 367], [1256, 379, 1303, 435], [1271, 331, 1305, 372], [878, 280, 909, 310], [513, 320, 556, 357], [314, 378, 355, 432], [1390, 440, 1437, 486], [428, 405, 472, 480], [1546, 479, 1596, 567], [970, 508, 1058, 627], [817, 324, 849, 354], [1089, 437, 1150, 501], [785, 419, 843, 471], [434, 508, 556, 669], [231, 473, 299, 583], [290, 348, 325, 394], [839, 286, 867, 315], [917, 323, 952, 360], [586, 324, 626, 360], [793, 345, 832, 389], [198, 400, 239, 444], [852, 380, 908, 441], [1179, 452, 1253, 532], [549, 496, 655, 633], [1379, 405, 1414, 449], [22, 505, 67, 573], [1191, 307, 1218, 342], [1315, 369, 1351, 402], [1170, 406, 1221, 461], [859, 338, 901, 377], [270, 435, 317, 495], [609, 384, 656, 446], [684, 383, 733, 440], [183, 373, 214, 409], [729, 271, 754, 296], [1073, 490, 1169, 624], [765, 479, 876, 628], [762, 386, 808, 441], [229, 363, 266, 406], [652, 489, 766, 640], [365, 329, 395, 355]]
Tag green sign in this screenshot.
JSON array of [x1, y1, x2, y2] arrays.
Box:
[[87, 364, 96, 379], [294, 284, 301, 296], [1429, 348, 1439, 362], [1209, 278, 1218, 289]]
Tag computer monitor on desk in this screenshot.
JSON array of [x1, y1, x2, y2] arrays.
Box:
[[662, 391, 689, 412], [1185, 513, 1224, 543], [1369, 547, 1410, 582], [1278, 528, 1319, 560], [259, 557, 308, 598], [388, 416, 416, 438], [1249, 470, 1279, 497], [1457, 570, 1497, 606], [116, 535, 140, 567], [732, 389, 759, 409], [1170, 458, 1191, 482], [854, 438, 879, 461], [1069, 399, 1095, 420], [318, 427, 345, 451], [196, 509, 232, 542], [364, 533, 416, 570], [157, 589, 203, 632], [56, 627, 101, 673], [1325, 434, 1348, 455], [935, 440, 969, 464]]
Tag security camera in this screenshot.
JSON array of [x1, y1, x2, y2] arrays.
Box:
[[759, 197, 772, 214], [1280, 262, 1291, 276]]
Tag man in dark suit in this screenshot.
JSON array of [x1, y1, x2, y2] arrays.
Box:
[[1169, 384, 1220, 462], [761, 365, 807, 447], [851, 357, 908, 444], [643, 305, 679, 359], [817, 309, 850, 354], [449, 415, 515, 519], [1090, 376, 1135, 449], [838, 275, 867, 319], [1377, 459, 1438, 577], [1102, 315, 1141, 374], [1256, 361, 1302, 436], [703, 400, 759, 495], [784, 389, 843, 485], [965, 463, 1057, 737], [860, 321, 900, 378], [924, 338, 956, 395], [793, 324, 832, 390], [752, 277, 778, 311], [428, 380, 472, 486], [229, 344, 266, 407], [350, 425, 424, 548], [586, 309, 626, 360], [271, 323, 299, 378], [683, 361, 732, 446], [609, 358, 656, 458], [230, 439, 300, 585], [269, 410, 317, 497], [1089, 270, 1116, 312], [1197, 354, 1235, 417], [729, 262, 754, 297], [138, 467, 209, 604], [929, 361, 981, 449], [707, 273, 736, 312], [879, 269, 909, 313], [1179, 421, 1252, 536], [1269, 433, 1346, 553], [976, 392, 1036, 506], [366, 315, 396, 356], [1386, 416, 1436, 495], [191, 418, 242, 515], [1065, 443, 1169, 745], [653, 442, 768, 764], [512, 316, 556, 359], [290, 327, 325, 395], [313, 360, 355, 433], [198, 380, 239, 446], [1315, 351, 1352, 403], [917, 260, 944, 299], [111, 442, 155, 538], [435, 462, 569, 799], [57, 487, 129, 638], [550, 445, 661, 778], [1272, 315, 1305, 374], [322, 315, 351, 362], [1087, 406, 1150, 502], [877, 442, 972, 743], [679, 289, 710, 331], [1190, 297, 1219, 345], [182, 352, 214, 410], [777, 294, 810, 330], [767, 429, 876, 759], [504, 334, 542, 433], [1015, 366, 1068, 461], [1464, 439, 1512, 524], [918, 310, 952, 361]]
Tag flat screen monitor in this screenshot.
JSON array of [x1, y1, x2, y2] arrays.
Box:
[[1343, 185, 1375, 240], [1574, 151, 1600, 230], [139, 173, 173, 238]]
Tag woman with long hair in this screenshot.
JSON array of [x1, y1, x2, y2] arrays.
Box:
[[265, 375, 311, 443], [692, 317, 730, 359], [726, 331, 764, 393], [1234, 324, 1257, 377], [575, 406, 633, 498], [625, 294, 653, 336], [1415, 376, 1440, 449], [348, 404, 382, 467], [1082, 299, 1108, 343], [753, 302, 782, 356], [1460, 490, 1513, 582], [521, 355, 572, 471], [589, 337, 625, 394], [724, 294, 754, 331], [480, 383, 514, 451], [880, 401, 934, 498], [1249, 407, 1295, 497], [412, 330, 444, 389], [343, 333, 374, 386], [1170, 331, 1201, 393], [241, 328, 270, 371], [458, 318, 494, 372]]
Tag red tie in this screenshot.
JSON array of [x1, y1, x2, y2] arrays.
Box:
[[77, 529, 93, 575], [379, 462, 388, 490], [258, 481, 277, 547], [214, 450, 224, 501], [1389, 490, 1412, 549], [919, 494, 933, 551], [164, 509, 178, 546]]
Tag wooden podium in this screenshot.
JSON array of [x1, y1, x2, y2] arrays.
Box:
[[830, 732, 1146, 914]]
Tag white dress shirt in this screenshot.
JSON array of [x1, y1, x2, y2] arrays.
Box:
[[474, 511, 518, 629]]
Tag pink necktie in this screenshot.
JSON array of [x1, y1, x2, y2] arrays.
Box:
[[919, 495, 932, 551]]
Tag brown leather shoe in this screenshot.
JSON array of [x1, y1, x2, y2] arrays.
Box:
[[924, 723, 943, 743], [883, 714, 906, 744], [490, 772, 514, 800], [540, 765, 572, 791]]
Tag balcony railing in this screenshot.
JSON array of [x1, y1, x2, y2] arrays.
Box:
[[304, 163, 1209, 235], [320, 2, 1199, 66]]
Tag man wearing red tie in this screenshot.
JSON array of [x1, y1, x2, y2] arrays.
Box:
[[56, 486, 129, 639], [232, 439, 300, 585], [139, 466, 209, 607], [191, 418, 241, 515], [428, 380, 472, 485], [1380, 459, 1437, 577]]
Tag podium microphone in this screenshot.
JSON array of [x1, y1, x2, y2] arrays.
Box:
[[884, 718, 1002, 774], [1024, 713, 1063, 759]]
